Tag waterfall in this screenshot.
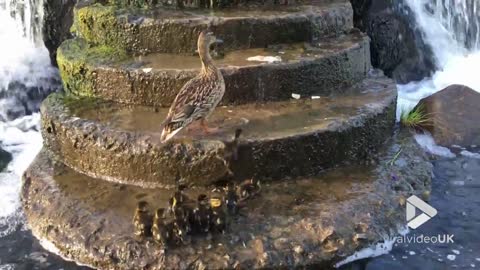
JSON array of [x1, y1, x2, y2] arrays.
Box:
[[0, 0, 57, 235], [397, 0, 480, 118]]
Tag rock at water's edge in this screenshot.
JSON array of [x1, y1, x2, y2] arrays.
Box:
[[0, 146, 12, 172], [417, 84, 480, 147], [43, 0, 77, 66], [349, 0, 436, 84]]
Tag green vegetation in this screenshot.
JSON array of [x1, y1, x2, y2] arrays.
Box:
[[73, 4, 125, 50], [56, 38, 127, 97], [400, 104, 431, 129]]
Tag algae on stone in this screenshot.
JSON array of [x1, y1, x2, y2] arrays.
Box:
[[73, 4, 125, 50], [57, 38, 126, 97]]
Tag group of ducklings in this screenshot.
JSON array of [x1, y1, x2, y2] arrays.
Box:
[[133, 179, 261, 247]]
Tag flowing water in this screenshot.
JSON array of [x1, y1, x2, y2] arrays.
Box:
[[0, 0, 479, 268]]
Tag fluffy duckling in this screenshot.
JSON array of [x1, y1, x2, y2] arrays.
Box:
[[210, 196, 226, 233], [225, 182, 239, 216], [152, 208, 173, 246], [160, 30, 225, 142], [193, 194, 212, 233], [133, 201, 153, 238]]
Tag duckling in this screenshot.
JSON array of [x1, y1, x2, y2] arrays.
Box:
[[210, 196, 226, 233], [193, 194, 212, 233], [168, 184, 190, 216], [160, 30, 225, 142], [223, 128, 243, 162], [152, 208, 173, 246], [133, 201, 153, 238], [172, 204, 192, 244], [239, 178, 261, 200], [225, 182, 239, 216]]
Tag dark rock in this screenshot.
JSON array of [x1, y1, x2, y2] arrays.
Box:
[[0, 146, 12, 172], [43, 0, 78, 66], [349, 0, 437, 84], [0, 80, 61, 121], [416, 84, 480, 147]]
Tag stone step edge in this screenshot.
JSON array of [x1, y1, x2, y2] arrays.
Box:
[[72, 1, 353, 55], [40, 79, 396, 189], [57, 32, 371, 107]]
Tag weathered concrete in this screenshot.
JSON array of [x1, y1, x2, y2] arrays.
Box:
[[22, 129, 432, 269], [40, 73, 397, 188], [57, 31, 371, 106], [72, 1, 353, 54]]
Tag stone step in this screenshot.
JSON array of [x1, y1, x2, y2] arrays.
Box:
[[73, 1, 353, 55], [41, 73, 396, 188], [58, 31, 370, 107], [22, 131, 432, 269]]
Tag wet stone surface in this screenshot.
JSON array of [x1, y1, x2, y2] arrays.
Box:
[[22, 130, 432, 269], [57, 31, 370, 106], [73, 1, 353, 54], [40, 74, 396, 188]]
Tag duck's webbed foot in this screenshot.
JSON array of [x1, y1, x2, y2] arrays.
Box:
[[200, 119, 219, 134]]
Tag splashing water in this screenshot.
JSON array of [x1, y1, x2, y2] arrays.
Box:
[[397, 0, 480, 118], [0, 0, 57, 238]]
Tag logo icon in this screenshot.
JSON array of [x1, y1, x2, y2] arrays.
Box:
[[406, 195, 437, 229]]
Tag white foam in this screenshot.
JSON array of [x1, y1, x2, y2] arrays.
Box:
[[335, 227, 409, 268], [460, 150, 480, 159], [397, 0, 480, 121], [413, 133, 456, 158], [38, 237, 97, 269]]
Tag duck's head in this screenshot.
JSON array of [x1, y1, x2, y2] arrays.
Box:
[[198, 30, 223, 51], [137, 201, 149, 212]]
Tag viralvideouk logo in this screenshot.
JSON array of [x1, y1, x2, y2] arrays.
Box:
[[406, 195, 437, 229]]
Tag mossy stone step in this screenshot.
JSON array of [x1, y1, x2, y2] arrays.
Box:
[[57, 31, 370, 106], [22, 130, 432, 269], [73, 1, 353, 54], [40, 73, 396, 188]]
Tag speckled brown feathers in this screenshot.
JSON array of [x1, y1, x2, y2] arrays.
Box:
[[161, 31, 225, 142]]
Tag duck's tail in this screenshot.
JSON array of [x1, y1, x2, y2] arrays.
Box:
[[160, 118, 184, 143]]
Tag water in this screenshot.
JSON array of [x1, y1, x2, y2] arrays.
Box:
[[397, 0, 480, 116], [345, 0, 480, 268], [0, 0, 479, 269], [0, 0, 70, 268]]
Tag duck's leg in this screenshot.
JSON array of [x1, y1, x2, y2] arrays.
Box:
[[200, 119, 219, 134]]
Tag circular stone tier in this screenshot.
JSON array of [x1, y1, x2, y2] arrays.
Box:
[[73, 1, 353, 54], [22, 131, 432, 269], [41, 74, 397, 188], [58, 31, 370, 106]]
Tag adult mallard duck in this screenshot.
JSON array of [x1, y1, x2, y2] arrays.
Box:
[[160, 30, 225, 143]]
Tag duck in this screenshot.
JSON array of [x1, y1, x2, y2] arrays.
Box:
[[133, 201, 153, 238], [160, 30, 225, 142]]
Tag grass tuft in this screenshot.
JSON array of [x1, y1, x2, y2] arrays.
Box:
[[400, 104, 432, 129]]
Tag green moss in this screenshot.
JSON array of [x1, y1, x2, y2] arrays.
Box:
[[73, 4, 125, 50], [57, 38, 127, 97]]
